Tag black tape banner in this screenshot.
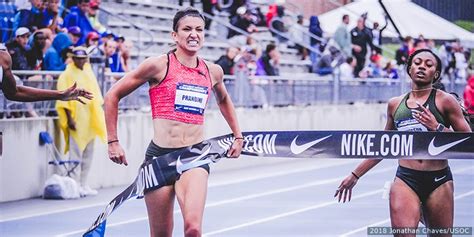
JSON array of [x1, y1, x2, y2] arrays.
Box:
[[83, 130, 474, 236], [232, 130, 474, 159]]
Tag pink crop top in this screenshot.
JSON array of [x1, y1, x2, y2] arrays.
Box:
[[149, 52, 212, 124]]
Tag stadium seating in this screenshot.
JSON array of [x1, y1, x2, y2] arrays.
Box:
[[0, 1, 16, 43], [100, 0, 312, 74]]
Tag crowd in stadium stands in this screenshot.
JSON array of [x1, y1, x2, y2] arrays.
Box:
[[216, 1, 472, 83], [2, 0, 130, 75], [0, 0, 134, 118], [1, 0, 473, 119], [325, 14, 472, 81], [218, 1, 283, 77]]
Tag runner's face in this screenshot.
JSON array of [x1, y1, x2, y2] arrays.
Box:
[[172, 16, 205, 53], [409, 52, 438, 85]]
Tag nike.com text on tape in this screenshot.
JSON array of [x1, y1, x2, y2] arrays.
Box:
[[341, 134, 413, 157]]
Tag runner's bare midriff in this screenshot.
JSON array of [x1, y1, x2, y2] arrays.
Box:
[[152, 118, 204, 148], [399, 159, 448, 171]]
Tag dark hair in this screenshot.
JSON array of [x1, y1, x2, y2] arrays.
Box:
[[432, 80, 446, 91], [172, 7, 205, 32], [33, 31, 45, 40], [346, 56, 354, 64], [413, 39, 424, 48], [406, 49, 442, 82], [342, 14, 349, 21], [266, 43, 276, 53]]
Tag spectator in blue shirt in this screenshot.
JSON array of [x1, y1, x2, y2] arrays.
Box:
[[42, 0, 63, 33], [255, 43, 280, 76], [13, 0, 45, 32], [63, 0, 95, 46], [43, 32, 72, 71], [383, 61, 399, 79], [309, 15, 323, 71], [103, 39, 123, 73], [67, 26, 82, 46]]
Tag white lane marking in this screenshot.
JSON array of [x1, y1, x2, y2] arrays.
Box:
[[454, 190, 474, 200], [1, 160, 357, 223], [0, 202, 113, 223], [206, 167, 392, 208], [205, 189, 474, 237], [46, 165, 474, 237], [340, 219, 390, 237], [340, 190, 474, 237], [210, 160, 357, 187], [339, 165, 474, 237], [57, 165, 390, 237], [204, 165, 474, 237], [204, 190, 384, 236]]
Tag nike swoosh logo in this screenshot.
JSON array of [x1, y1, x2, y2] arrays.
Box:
[[428, 136, 470, 156], [434, 175, 447, 182], [290, 135, 332, 155], [176, 145, 212, 174]]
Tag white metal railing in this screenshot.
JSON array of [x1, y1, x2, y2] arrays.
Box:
[[0, 68, 467, 119]]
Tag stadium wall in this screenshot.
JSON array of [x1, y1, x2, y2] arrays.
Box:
[[0, 104, 386, 202]]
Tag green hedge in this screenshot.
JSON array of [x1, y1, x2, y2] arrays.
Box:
[[455, 20, 474, 32]]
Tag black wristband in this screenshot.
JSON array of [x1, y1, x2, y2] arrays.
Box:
[[351, 171, 360, 179], [108, 139, 119, 144], [234, 137, 244, 140]]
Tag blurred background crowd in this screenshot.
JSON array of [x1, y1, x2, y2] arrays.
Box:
[[0, 0, 473, 119]]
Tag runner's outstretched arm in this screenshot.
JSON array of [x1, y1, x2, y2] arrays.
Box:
[[1, 50, 92, 103], [334, 97, 399, 202]]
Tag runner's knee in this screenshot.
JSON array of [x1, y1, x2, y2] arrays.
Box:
[[184, 222, 201, 237]]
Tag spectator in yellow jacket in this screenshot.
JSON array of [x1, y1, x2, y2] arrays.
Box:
[[56, 46, 106, 197]]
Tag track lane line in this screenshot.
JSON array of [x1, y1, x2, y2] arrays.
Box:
[[1, 160, 358, 223], [340, 190, 474, 237], [56, 166, 394, 237], [203, 165, 474, 236], [339, 165, 474, 236]]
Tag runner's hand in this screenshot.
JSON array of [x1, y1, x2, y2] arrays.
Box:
[[60, 83, 94, 104], [412, 101, 438, 131], [108, 142, 128, 166], [334, 174, 359, 203], [227, 138, 243, 158]]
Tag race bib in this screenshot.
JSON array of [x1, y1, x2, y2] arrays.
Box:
[[395, 118, 428, 132], [174, 83, 209, 115]]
